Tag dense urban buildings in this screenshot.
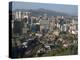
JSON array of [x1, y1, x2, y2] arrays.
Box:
[[10, 2, 78, 58], [11, 10, 78, 58]]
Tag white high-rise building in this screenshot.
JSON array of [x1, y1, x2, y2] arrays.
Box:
[[12, 20, 14, 29], [40, 20, 49, 32], [15, 11, 22, 21]]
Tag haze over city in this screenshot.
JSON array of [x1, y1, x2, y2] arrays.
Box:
[[12, 1, 78, 16]]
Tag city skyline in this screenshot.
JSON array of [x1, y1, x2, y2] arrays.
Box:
[[9, 2, 78, 58]]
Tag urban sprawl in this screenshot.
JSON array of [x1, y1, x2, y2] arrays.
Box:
[[11, 11, 78, 58]]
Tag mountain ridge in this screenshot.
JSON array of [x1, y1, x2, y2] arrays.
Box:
[[12, 8, 77, 16]]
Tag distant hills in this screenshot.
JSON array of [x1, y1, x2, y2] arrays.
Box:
[[12, 8, 77, 16]]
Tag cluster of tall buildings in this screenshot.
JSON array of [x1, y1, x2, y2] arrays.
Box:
[[12, 11, 78, 36]]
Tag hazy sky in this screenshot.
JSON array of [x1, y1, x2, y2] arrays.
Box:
[[12, 1, 78, 16]]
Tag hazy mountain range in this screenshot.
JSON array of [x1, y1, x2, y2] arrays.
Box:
[[12, 8, 77, 16]]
